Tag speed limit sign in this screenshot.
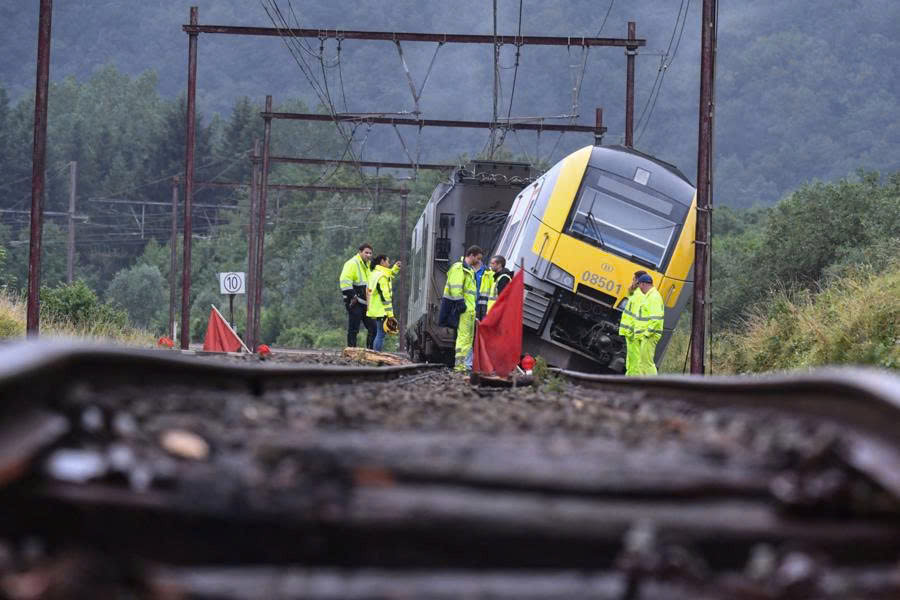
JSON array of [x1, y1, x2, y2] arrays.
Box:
[[218, 272, 246, 295]]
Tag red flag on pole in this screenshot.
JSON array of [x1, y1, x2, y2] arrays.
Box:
[[202, 306, 245, 352], [473, 270, 524, 378]]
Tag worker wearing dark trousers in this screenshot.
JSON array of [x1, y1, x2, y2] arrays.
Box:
[[340, 243, 376, 348]]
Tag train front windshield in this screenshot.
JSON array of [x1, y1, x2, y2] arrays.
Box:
[[567, 168, 682, 270]]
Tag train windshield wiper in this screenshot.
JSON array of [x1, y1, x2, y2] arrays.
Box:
[[584, 204, 606, 250]]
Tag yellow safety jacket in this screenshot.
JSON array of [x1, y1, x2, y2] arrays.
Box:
[[476, 269, 495, 319], [339, 253, 371, 306], [618, 287, 645, 339], [443, 257, 477, 312], [635, 287, 664, 341], [366, 265, 394, 318], [487, 270, 512, 313]]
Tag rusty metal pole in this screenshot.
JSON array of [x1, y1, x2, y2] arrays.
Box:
[[169, 177, 179, 340], [624, 21, 636, 147], [246, 140, 260, 349], [594, 108, 604, 146], [180, 6, 198, 350], [66, 160, 76, 284], [690, 0, 717, 375], [254, 96, 273, 345], [398, 192, 408, 352], [26, 0, 53, 336]]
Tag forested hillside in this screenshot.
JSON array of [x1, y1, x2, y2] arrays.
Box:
[[1, 1, 898, 350], [2, 1, 899, 206]]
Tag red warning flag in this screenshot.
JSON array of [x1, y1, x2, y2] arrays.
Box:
[[473, 270, 524, 378], [202, 307, 244, 352]]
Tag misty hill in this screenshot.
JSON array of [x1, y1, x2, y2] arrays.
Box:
[[2, 0, 899, 207]]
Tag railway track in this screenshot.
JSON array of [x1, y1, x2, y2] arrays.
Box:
[[0, 341, 897, 599]]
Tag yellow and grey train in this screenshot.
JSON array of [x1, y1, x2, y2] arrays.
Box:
[[406, 145, 696, 372]]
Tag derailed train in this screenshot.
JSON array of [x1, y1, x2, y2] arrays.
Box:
[[406, 145, 696, 373]]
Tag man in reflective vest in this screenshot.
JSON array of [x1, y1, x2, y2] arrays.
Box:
[[635, 273, 665, 376], [475, 262, 494, 320], [339, 243, 375, 348], [443, 245, 483, 372], [486, 255, 513, 313], [366, 254, 396, 352], [618, 270, 647, 376]]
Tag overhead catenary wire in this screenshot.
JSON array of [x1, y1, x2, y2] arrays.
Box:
[[494, 0, 524, 152], [542, 0, 613, 165], [635, 0, 691, 143], [261, 0, 376, 203]]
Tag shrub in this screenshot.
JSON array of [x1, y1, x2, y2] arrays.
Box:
[[713, 259, 900, 373], [277, 325, 318, 348], [40, 281, 127, 328], [315, 328, 345, 349]]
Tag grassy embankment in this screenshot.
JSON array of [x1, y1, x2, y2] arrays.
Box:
[[0, 294, 154, 346], [661, 260, 900, 374]]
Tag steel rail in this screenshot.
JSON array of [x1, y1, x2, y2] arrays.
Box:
[[0, 341, 440, 403], [554, 368, 900, 498]]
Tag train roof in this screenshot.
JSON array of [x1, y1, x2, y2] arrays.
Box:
[[588, 144, 696, 206]]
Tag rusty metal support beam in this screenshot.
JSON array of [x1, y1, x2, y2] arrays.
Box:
[[398, 193, 408, 352], [168, 178, 179, 341], [263, 111, 606, 134], [66, 161, 76, 284], [594, 108, 604, 146], [197, 181, 409, 195], [269, 156, 453, 171], [87, 198, 237, 210], [253, 96, 273, 348], [180, 6, 199, 350], [625, 21, 637, 147], [0, 209, 84, 218], [27, 0, 53, 336], [183, 24, 646, 48], [246, 140, 260, 350], [691, 0, 718, 375]]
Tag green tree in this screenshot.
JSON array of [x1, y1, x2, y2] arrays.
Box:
[[106, 263, 166, 329]]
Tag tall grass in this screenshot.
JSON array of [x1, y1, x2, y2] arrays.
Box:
[[0, 293, 155, 346], [713, 261, 899, 373]]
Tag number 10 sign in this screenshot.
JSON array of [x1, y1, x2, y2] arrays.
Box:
[[218, 272, 246, 295]]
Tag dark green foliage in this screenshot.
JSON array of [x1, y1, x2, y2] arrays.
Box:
[[105, 263, 166, 329], [40, 281, 127, 328], [712, 170, 900, 329]]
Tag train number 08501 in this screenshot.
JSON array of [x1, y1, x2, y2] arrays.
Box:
[[581, 271, 622, 295]]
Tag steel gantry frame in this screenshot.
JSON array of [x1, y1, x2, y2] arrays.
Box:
[[180, 7, 646, 350], [204, 169, 410, 350]]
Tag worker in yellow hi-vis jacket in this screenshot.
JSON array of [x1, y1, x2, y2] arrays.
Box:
[[366, 254, 398, 352], [442, 245, 483, 372], [634, 273, 664, 376], [618, 270, 647, 376], [339, 243, 375, 349]]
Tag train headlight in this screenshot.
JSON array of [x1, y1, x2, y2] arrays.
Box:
[[547, 264, 575, 289]]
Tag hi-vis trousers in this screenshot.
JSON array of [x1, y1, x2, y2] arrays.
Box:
[[454, 310, 475, 372]]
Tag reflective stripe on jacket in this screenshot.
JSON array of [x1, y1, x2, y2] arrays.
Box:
[[443, 258, 477, 311], [476, 270, 495, 319], [636, 287, 664, 341], [366, 265, 394, 318], [487, 270, 512, 312], [339, 254, 371, 304], [618, 287, 645, 339]]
